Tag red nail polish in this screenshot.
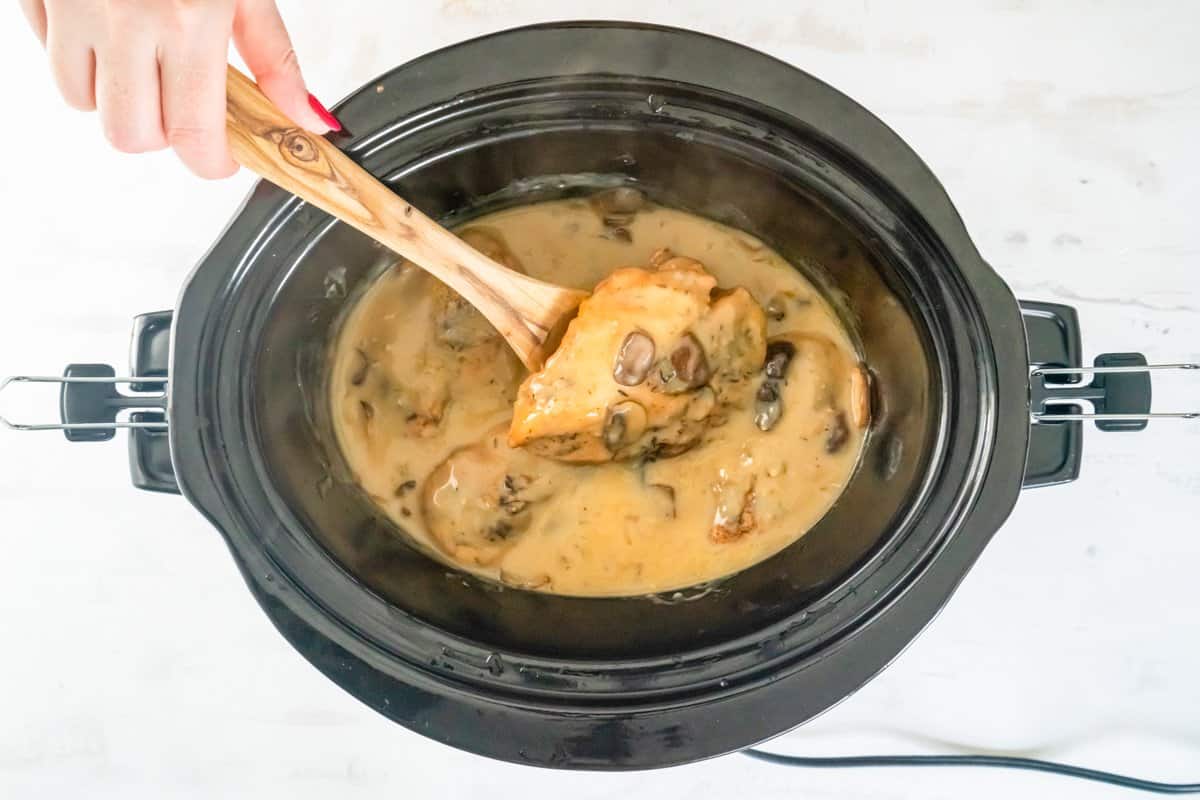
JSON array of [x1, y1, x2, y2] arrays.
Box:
[[307, 93, 342, 132]]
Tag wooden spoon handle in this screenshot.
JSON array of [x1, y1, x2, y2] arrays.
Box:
[[224, 65, 583, 369]]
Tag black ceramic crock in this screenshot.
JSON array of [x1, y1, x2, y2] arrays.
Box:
[[2, 22, 1175, 769]]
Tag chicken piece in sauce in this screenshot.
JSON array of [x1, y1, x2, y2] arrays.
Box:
[[422, 426, 563, 566], [508, 250, 767, 462]]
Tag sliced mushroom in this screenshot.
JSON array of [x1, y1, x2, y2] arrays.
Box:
[[602, 226, 633, 244], [655, 333, 710, 394], [825, 411, 850, 454], [640, 437, 695, 463], [764, 294, 788, 321], [672, 334, 710, 386], [603, 400, 648, 452], [763, 340, 796, 380], [613, 330, 656, 386], [349, 348, 371, 386], [589, 186, 645, 228], [754, 381, 783, 431], [386, 376, 449, 437], [499, 474, 536, 515]]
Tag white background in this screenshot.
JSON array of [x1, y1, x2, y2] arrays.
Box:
[[1, 1, 1198, 798]]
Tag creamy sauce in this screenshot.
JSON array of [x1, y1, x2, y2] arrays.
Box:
[[330, 198, 867, 597]]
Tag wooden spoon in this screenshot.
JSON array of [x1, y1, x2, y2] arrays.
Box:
[[224, 66, 586, 370]]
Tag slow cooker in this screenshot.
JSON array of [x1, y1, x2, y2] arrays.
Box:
[[2, 22, 1190, 769]]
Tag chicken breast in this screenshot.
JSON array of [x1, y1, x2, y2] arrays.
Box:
[[422, 425, 563, 566], [508, 250, 767, 462]]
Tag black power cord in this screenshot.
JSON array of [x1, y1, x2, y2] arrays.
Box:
[[744, 748, 1200, 794]]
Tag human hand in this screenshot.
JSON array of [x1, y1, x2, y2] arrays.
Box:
[[18, 0, 340, 179]]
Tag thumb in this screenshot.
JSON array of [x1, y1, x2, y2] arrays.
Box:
[[232, 0, 339, 133], [20, 0, 48, 45]]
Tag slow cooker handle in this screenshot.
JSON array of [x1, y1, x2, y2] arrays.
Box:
[[7, 305, 1193, 495], [1019, 301, 1197, 488], [0, 311, 178, 494]]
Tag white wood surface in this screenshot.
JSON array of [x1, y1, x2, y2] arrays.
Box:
[[1, 2, 1197, 797]]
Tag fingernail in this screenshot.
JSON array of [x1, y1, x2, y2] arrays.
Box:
[[307, 93, 342, 132]]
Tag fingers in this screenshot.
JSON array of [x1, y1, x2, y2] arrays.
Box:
[[19, 0, 47, 44], [233, 0, 334, 133], [160, 27, 238, 179], [43, 0, 96, 111], [36, 0, 255, 179], [95, 54, 163, 153], [94, 14, 166, 155]]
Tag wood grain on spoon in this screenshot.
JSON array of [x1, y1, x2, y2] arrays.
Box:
[[224, 65, 586, 370]]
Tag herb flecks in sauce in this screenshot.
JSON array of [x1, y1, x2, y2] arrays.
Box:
[[330, 200, 867, 596]]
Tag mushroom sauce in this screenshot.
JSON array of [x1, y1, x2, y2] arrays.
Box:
[[329, 195, 867, 597]]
